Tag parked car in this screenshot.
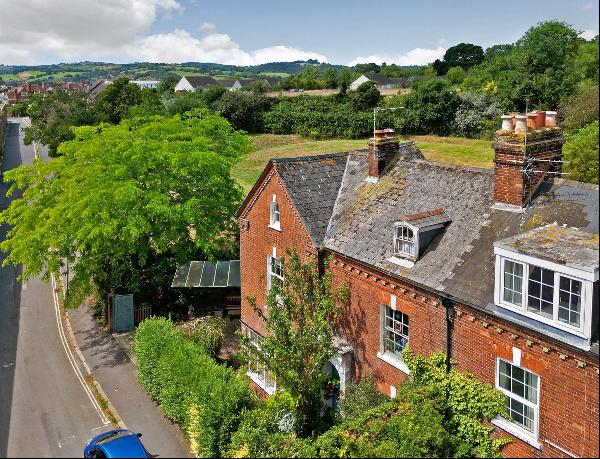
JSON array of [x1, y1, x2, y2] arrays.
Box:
[[84, 429, 150, 458]]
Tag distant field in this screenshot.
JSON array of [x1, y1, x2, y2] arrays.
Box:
[[175, 71, 207, 76], [232, 134, 493, 194], [266, 87, 411, 97], [260, 72, 290, 78]]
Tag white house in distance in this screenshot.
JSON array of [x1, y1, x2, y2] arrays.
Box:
[[174, 76, 219, 92], [131, 80, 159, 90], [349, 73, 410, 91]]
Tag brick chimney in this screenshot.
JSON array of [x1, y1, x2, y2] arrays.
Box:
[[493, 112, 564, 209], [367, 128, 400, 182]]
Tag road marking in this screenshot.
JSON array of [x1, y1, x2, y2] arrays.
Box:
[[51, 273, 109, 425]]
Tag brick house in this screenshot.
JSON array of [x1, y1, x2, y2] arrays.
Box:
[[236, 120, 599, 458], [6, 82, 48, 105]]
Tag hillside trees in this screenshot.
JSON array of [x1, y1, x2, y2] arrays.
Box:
[[0, 112, 252, 309], [433, 43, 484, 75]]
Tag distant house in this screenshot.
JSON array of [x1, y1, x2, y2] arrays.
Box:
[[349, 73, 410, 91], [174, 76, 219, 92], [219, 79, 243, 91], [61, 82, 87, 94], [130, 80, 160, 90], [6, 82, 48, 105], [88, 79, 112, 100]]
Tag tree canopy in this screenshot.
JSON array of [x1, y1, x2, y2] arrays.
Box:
[[24, 90, 99, 157], [0, 111, 252, 306], [95, 76, 142, 123], [433, 43, 484, 75]]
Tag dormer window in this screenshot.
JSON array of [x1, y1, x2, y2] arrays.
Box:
[[494, 225, 599, 348], [389, 209, 451, 268], [394, 224, 416, 257], [269, 194, 280, 230]]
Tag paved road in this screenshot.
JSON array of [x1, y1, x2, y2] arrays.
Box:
[[1, 119, 113, 458]]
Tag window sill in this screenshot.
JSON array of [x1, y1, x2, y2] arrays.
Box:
[[377, 352, 410, 375], [491, 417, 540, 450], [268, 224, 281, 232], [247, 371, 276, 395], [388, 256, 415, 269]]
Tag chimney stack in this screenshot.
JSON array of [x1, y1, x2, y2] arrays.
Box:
[[493, 111, 564, 210], [367, 129, 400, 182]]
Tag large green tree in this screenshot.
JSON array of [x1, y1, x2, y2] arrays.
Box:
[[95, 77, 142, 123], [24, 91, 99, 157], [0, 111, 252, 307], [433, 43, 484, 75], [242, 250, 349, 437]]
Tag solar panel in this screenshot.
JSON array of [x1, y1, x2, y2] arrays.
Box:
[[199, 261, 216, 287], [186, 261, 205, 287], [172, 260, 241, 288], [172, 263, 191, 287], [214, 261, 230, 287], [228, 260, 240, 287]]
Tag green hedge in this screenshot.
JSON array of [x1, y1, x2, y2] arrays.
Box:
[[133, 317, 252, 458], [264, 96, 372, 139]]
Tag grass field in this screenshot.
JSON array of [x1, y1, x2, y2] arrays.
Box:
[[232, 134, 494, 194]]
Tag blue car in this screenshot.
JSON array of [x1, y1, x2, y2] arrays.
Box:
[[84, 429, 150, 458]]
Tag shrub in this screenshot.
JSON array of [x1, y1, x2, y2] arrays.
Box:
[[264, 95, 372, 139], [133, 317, 252, 457], [564, 121, 599, 184], [176, 316, 227, 359], [560, 81, 599, 131], [446, 66, 466, 85], [337, 378, 388, 422], [226, 393, 317, 458], [316, 384, 460, 458], [453, 92, 502, 138]]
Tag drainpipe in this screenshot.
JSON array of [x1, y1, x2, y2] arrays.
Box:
[[441, 297, 455, 373], [317, 248, 325, 279]]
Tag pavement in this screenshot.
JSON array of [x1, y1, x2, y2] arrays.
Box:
[[1, 118, 114, 457], [68, 304, 192, 458]]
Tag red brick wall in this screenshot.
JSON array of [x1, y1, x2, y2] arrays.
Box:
[[329, 253, 447, 394], [239, 167, 316, 337], [452, 304, 599, 458], [328, 252, 599, 458]]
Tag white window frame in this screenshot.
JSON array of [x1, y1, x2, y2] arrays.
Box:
[[267, 254, 284, 291], [376, 296, 410, 375], [495, 252, 593, 338], [268, 194, 281, 231], [246, 329, 276, 395], [393, 223, 418, 259], [494, 358, 540, 446]]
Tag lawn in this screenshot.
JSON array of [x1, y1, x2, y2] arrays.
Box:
[[232, 134, 494, 194]]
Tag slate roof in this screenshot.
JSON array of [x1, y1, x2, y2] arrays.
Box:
[[219, 79, 239, 88], [272, 153, 352, 246], [184, 76, 219, 89], [323, 155, 599, 312]]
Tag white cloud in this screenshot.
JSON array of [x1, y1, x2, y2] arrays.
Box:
[[582, 2, 594, 10], [0, 0, 327, 65], [579, 29, 598, 40], [200, 22, 217, 31], [348, 46, 446, 67]]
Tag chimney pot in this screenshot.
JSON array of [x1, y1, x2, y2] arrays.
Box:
[[535, 110, 546, 128], [545, 111, 557, 127], [374, 129, 386, 140], [383, 128, 395, 137], [527, 113, 537, 130], [514, 115, 527, 133], [501, 115, 514, 131]]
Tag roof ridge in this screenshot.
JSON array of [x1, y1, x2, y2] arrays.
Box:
[[271, 150, 364, 164], [410, 158, 494, 175]]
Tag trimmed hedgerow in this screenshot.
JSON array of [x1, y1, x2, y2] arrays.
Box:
[[133, 317, 252, 458]]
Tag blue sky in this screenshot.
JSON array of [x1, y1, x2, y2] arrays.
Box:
[[0, 0, 597, 65]]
